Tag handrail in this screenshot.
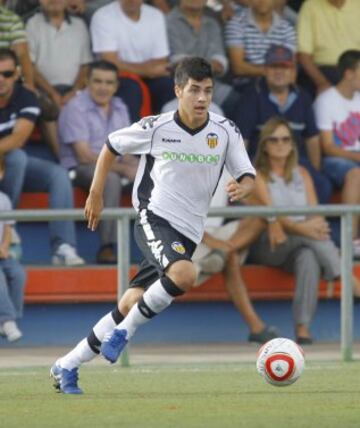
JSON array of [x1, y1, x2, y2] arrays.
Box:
[[4, 204, 356, 362]]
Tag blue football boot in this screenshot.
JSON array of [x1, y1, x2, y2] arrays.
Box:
[[50, 363, 83, 394], [100, 329, 128, 364]]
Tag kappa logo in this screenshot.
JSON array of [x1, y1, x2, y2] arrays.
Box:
[[207, 133, 218, 149], [162, 137, 181, 143], [171, 242, 186, 255]]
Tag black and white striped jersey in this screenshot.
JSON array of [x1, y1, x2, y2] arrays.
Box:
[[107, 110, 255, 244]]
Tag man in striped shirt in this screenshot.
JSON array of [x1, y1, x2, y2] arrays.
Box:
[[225, 0, 296, 88], [0, 1, 33, 89]]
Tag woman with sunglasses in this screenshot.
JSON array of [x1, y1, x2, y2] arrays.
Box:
[[249, 117, 359, 344]]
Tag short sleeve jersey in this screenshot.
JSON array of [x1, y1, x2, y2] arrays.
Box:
[[107, 111, 256, 243]]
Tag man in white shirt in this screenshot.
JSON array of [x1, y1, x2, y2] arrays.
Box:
[[91, 0, 174, 114], [314, 49, 360, 254], [50, 57, 256, 394]]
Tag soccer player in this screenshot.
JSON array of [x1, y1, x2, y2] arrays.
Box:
[[50, 57, 256, 394]]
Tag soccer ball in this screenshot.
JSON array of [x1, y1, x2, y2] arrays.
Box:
[[256, 338, 305, 387]]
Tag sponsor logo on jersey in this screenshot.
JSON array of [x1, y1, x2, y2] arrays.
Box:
[[207, 133, 218, 149], [171, 241, 186, 254], [162, 137, 181, 143], [162, 151, 220, 165]]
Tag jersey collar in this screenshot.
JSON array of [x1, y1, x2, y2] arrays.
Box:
[[174, 111, 209, 136]]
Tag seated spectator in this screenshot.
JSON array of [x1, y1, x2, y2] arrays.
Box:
[[167, 0, 242, 122], [0, 189, 26, 342], [225, 0, 296, 90], [6, 0, 85, 19], [25, 0, 93, 157], [58, 60, 138, 264], [192, 169, 279, 344], [0, 48, 84, 266], [314, 50, 360, 256], [274, 0, 297, 26], [0, 1, 34, 89], [90, 0, 174, 115], [297, 0, 360, 95], [235, 45, 332, 204], [249, 117, 360, 344]]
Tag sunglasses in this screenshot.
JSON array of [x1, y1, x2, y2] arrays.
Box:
[[266, 136, 292, 144], [0, 70, 16, 78]]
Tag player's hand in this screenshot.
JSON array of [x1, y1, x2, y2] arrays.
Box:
[[226, 178, 254, 202], [84, 192, 103, 231]]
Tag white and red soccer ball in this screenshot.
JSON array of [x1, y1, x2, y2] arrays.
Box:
[[256, 338, 305, 387]]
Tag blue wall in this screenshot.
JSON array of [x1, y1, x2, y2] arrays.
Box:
[[1, 300, 359, 348]]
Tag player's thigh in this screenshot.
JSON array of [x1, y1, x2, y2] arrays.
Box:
[[131, 209, 196, 289]]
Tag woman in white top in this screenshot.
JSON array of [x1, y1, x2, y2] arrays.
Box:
[[250, 117, 360, 344]]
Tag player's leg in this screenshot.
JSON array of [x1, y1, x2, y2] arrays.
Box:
[[101, 209, 197, 363], [101, 260, 197, 363], [50, 287, 144, 394]]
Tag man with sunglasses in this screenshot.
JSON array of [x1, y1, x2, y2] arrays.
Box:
[[0, 48, 84, 266]]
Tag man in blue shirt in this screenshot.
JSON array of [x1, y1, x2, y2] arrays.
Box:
[[236, 44, 332, 203]]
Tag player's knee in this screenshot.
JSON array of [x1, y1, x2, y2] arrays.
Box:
[[118, 287, 144, 315], [166, 260, 197, 292]]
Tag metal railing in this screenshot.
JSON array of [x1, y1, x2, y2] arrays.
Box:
[[2, 203, 359, 362]]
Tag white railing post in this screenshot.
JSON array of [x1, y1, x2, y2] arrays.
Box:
[[117, 216, 131, 367], [340, 212, 354, 361]]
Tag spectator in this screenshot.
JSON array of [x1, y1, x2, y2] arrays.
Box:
[[0, 48, 84, 266], [225, 0, 296, 89], [235, 44, 332, 204], [0, 1, 34, 89], [297, 0, 360, 95], [314, 50, 360, 255], [192, 169, 278, 343], [274, 0, 297, 26], [167, 0, 242, 121], [251, 116, 343, 344], [25, 0, 93, 157], [6, 0, 85, 19], [90, 0, 174, 114], [58, 60, 138, 264], [0, 188, 26, 342]]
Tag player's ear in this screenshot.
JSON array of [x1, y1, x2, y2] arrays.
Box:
[[174, 84, 182, 99]]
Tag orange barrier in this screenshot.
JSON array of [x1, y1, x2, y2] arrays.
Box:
[[18, 187, 132, 209], [24, 264, 359, 305]]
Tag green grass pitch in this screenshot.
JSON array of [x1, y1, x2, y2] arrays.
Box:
[[0, 361, 359, 428]]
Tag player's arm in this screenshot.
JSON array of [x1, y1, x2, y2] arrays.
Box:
[[226, 174, 255, 202], [0, 118, 35, 155], [85, 144, 117, 231]]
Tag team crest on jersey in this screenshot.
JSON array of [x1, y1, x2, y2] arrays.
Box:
[[171, 241, 186, 254], [207, 133, 218, 149]]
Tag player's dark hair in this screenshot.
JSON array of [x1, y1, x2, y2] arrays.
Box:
[[88, 60, 118, 78], [174, 57, 213, 87], [0, 48, 18, 67], [338, 50, 360, 79]]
